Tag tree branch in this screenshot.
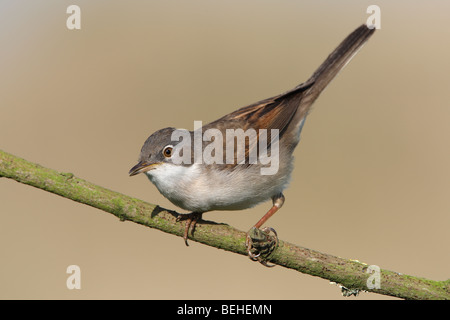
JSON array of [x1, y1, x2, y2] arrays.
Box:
[[0, 149, 448, 300]]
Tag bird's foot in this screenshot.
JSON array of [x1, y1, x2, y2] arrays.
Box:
[[176, 212, 202, 246], [245, 227, 279, 267]]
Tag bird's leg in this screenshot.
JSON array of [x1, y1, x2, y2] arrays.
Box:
[[246, 193, 285, 266], [254, 194, 285, 229], [176, 212, 203, 246]]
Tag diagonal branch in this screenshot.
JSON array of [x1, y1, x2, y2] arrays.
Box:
[[0, 149, 448, 300]]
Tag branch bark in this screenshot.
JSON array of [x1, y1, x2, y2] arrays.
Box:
[[0, 149, 448, 300]]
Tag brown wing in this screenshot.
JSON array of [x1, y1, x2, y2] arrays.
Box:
[[211, 78, 315, 134], [201, 80, 314, 167], [202, 24, 375, 166]]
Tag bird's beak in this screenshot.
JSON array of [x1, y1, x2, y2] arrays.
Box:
[[128, 161, 160, 176]]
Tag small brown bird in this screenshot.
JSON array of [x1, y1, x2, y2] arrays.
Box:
[[129, 24, 375, 264]]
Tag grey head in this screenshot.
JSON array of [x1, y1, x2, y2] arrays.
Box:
[[128, 127, 188, 176]]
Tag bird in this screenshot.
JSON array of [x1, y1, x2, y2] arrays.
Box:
[[129, 24, 375, 264]]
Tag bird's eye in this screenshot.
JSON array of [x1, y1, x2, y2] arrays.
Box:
[[163, 146, 173, 158]]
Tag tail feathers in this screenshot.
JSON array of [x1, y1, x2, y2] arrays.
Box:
[[295, 24, 376, 119], [210, 23, 375, 148]]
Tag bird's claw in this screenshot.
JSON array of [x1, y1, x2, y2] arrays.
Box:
[[177, 212, 202, 246], [245, 227, 278, 267]]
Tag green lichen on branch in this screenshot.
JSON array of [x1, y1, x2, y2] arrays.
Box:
[[0, 149, 449, 300]]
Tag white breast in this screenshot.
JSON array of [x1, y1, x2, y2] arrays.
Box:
[[146, 161, 293, 213]]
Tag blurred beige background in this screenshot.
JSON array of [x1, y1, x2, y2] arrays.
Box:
[[1, 1, 449, 299]]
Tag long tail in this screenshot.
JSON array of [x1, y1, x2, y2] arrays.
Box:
[[210, 23, 376, 149], [294, 24, 376, 120]]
